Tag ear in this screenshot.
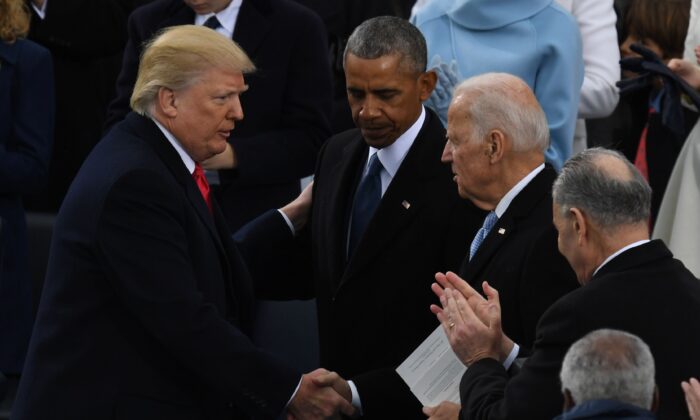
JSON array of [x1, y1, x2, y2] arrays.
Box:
[[569, 207, 587, 246], [157, 87, 178, 118], [486, 129, 505, 163], [562, 389, 575, 412], [651, 386, 659, 413], [418, 70, 438, 101]]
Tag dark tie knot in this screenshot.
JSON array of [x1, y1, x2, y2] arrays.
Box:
[[365, 153, 384, 178], [203, 15, 222, 30]]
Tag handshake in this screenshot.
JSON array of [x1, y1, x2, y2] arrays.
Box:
[[287, 368, 358, 420]]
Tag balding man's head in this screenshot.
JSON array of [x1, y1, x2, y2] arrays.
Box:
[[560, 329, 656, 411], [450, 73, 549, 154], [552, 148, 651, 231]]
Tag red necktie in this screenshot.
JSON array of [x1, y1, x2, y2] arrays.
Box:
[[634, 107, 655, 182], [192, 163, 212, 213]]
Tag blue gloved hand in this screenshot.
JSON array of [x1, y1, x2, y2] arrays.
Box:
[[425, 55, 462, 126]]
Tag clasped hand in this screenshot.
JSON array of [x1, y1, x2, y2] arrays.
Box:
[[287, 368, 357, 420]]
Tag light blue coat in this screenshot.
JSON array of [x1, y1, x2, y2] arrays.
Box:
[[412, 0, 584, 170]]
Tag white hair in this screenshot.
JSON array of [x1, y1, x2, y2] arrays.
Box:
[[560, 329, 655, 409]]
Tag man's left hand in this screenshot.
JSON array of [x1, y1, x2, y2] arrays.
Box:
[[423, 401, 460, 420]]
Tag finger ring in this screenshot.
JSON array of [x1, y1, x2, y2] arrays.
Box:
[[449, 322, 455, 329]]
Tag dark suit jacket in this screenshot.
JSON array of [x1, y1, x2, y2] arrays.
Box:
[[459, 240, 700, 420], [105, 0, 333, 232], [24, 0, 150, 212], [459, 167, 579, 349], [0, 38, 53, 374], [236, 109, 484, 419], [12, 113, 299, 420]]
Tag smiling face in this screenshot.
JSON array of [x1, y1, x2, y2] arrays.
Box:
[[184, 0, 231, 14], [165, 67, 246, 162], [344, 53, 433, 149]]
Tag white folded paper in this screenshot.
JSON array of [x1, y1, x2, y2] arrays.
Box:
[[396, 325, 466, 406]]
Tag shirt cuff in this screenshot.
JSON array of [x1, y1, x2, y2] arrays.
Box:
[[31, 0, 47, 19], [348, 380, 363, 416], [277, 209, 296, 236], [502, 343, 520, 370], [285, 376, 303, 409]]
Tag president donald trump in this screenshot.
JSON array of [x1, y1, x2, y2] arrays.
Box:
[[13, 25, 352, 420]]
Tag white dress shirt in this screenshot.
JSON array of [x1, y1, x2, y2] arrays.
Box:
[[31, 0, 48, 19], [194, 0, 242, 39], [152, 119, 195, 174], [280, 107, 427, 235]]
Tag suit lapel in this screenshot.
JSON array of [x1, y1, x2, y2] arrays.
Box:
[[232, 0, 272, 57], [341, 110, 445, 285], [126, 113, 228, 260], [462, 167, 556, 282], [321, 136, 367, 285]]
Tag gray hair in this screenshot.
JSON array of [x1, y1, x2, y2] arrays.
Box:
[[552, 148, 651, 230], [344, 16, 427, 74], [560, 329, 655, 409], [451, 73, 549, 153]]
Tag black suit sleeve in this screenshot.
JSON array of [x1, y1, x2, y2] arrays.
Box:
[[233, 209, 315, 300], [97, 170, 300, 418], [459, 300, 577, 419]]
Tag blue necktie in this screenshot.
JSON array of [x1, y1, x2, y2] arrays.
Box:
[[203, 15, 221, 30], [469, 211, 498, 260], [348, 153, 383, 257]]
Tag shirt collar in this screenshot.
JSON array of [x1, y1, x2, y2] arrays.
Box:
[[367, 106, 426, 178], [152, 118, 196, 174], [593, 239, 651, 277], [494, 163, 545, 218], [194, 0, 242, 35]]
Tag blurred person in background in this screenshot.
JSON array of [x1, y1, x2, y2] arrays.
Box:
[[0, 0, 53, 399]]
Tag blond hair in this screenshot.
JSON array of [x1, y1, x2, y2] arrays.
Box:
[[0, 0, 30, 43], [130, 25, 256, 115]]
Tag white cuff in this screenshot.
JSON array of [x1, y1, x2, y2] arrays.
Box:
[[31, 0, 48, 19], [277, 209, 296, 236], [285, 376, 303, 408], [502, 343, 520, 370], [348, 380, 363, 416]]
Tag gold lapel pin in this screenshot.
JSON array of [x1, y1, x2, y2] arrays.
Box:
[[498, 228, 506, 235], [401, 200, 411, 209]]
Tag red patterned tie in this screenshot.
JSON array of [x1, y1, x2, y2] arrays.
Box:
[[192, 163, 212, 213]]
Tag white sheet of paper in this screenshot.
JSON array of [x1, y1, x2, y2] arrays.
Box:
[[396, 325, 466, 406]]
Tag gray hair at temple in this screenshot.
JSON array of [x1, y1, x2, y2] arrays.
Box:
[[560, 329, 656, 410], [451, 73, 550, 153], [552, 148, 651, 230], [344, 16, 427, 74]]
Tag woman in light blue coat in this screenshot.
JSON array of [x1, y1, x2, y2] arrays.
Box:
[[411, 0, 583, 170]]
